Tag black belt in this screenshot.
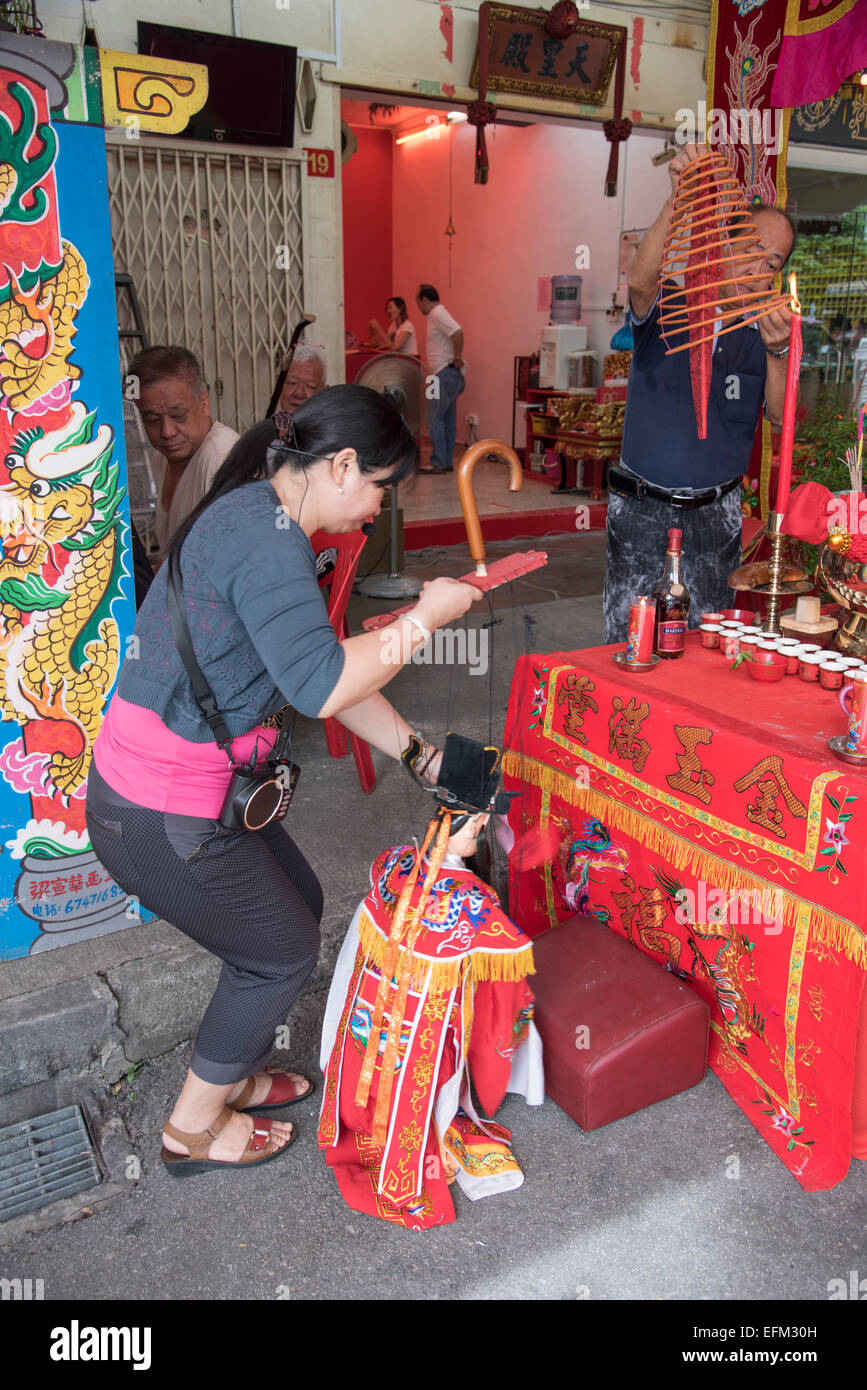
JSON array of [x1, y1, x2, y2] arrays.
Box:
[[609, 466, 742, 510]]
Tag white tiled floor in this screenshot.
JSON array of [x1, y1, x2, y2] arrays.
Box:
[[401, 452, 595, 523]]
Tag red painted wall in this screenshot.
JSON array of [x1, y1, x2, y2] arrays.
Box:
[[393, 121, 671, 444], [342, 126, 393, 351]]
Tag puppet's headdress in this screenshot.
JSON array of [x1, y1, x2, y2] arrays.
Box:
[[431, 732, 516, 819], [355, 735, 518, 1141], [403, 730, 516, 820]]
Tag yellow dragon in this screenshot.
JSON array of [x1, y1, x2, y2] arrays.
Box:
[[612, 868, 764, 1050], [0, 217, 126, 803], [0, 401, 124, 800], [0, 241, 88, 412]]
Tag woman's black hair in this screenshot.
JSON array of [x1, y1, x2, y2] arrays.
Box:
[[166, 384, 419, 556], [387, 296, 408, 324]]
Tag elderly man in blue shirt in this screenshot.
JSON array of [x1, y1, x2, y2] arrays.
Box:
[[603, 143, 797, 643]]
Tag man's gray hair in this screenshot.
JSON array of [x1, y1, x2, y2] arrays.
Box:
[[291, 342, 328, 381]]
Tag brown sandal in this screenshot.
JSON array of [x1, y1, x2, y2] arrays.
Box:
[[161, 1105, 294, 1177], [227, 1067, 314, 1113]]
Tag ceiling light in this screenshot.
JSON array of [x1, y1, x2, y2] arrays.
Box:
[[396, 121, 445, 146]]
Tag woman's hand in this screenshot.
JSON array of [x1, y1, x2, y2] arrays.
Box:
[[421, 745, 443, 785], [318, 582, 480, 720], [413, 577, 480, 633]]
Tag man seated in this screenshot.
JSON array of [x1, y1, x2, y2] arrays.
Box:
[[318, 735, 543, 1229], [127, 346, 239, 554], [277, 343, 328, 413]]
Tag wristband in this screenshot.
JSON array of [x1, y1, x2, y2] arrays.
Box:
[[402, 733, 439, 789], [404, 613, 432, 644], [767, 346, 789, 359]]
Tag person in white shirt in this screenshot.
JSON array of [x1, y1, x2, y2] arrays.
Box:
[[129, 346, 240, 554], [368, 297, 419, 357], [416, 283, 466, 473]]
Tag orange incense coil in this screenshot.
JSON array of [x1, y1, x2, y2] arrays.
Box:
[[658, 151, 786, 438]]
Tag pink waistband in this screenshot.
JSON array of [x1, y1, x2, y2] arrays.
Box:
[[93, 695, 277, 818]]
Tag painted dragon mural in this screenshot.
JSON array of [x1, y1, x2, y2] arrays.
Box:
[[0, 46, 137, 955]]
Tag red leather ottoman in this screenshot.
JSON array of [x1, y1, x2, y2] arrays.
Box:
[[532, 916, 709, 1130]]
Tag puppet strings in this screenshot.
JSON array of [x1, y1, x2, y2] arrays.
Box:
[[382, 569, 535, 906]]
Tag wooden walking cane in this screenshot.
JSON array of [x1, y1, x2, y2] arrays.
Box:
[[361, 441, 547, 631]]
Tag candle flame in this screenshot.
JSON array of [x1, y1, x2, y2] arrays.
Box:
[[789, 273, 801, 315]]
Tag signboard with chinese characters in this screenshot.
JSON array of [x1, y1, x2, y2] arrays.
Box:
[[471, 4, 625, 106]]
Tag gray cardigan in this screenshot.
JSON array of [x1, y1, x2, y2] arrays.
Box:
[[117, 479, 345, 742]]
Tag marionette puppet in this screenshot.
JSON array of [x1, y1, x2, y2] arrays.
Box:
[[318, 734, 544, 1230]]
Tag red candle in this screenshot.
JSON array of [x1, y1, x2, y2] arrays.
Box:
[[775, 276, 802, 520]]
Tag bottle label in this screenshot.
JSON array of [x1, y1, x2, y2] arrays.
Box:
[[657, 619, 686, 652]]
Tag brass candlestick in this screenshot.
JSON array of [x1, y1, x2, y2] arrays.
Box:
[[754, 510, 813, 633]]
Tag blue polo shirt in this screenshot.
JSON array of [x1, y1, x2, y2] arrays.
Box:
[[620, 282, 767, 489]]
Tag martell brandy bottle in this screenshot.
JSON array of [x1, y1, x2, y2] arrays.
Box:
[[652, 527, 690, 659]]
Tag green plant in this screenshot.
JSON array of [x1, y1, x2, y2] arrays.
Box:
[[797, 391, 860, 492], [791, 390, 861, 577], [112, 1060, 142, 1100], [740, 477, 758, 514]]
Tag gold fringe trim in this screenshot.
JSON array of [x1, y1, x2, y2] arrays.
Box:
[[503, 749, 867, 970], [358, 910, 535, 995]]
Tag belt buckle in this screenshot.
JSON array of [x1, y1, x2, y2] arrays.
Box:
[[669, 489, 697, 509], [634, 475, 646, 500]]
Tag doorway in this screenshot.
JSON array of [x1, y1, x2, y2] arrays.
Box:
[[106, 136, 307, 434]]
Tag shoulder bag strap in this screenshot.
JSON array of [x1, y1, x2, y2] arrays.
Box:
[[166, 547, 234, 757]]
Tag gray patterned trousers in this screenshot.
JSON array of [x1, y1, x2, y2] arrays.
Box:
[[602, 484, 744, 646]]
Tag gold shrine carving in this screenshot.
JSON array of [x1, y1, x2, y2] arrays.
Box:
[[99, 50, 208, 134]]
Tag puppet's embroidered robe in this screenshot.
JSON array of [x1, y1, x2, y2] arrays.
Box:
[[318, 845, 544, 1230]]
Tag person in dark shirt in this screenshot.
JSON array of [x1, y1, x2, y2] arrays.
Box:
[[603, 143, 796, 643]]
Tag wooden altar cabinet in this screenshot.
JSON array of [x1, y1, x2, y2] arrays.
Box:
[[502, 638, 867, 1191]]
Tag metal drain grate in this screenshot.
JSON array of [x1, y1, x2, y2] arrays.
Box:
[[0, 1105, 102, 1222]]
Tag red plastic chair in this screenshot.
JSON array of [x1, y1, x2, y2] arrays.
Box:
[[311, 528, 376, 794]]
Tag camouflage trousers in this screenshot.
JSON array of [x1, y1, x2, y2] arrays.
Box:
[[602, 481, 743, 645]]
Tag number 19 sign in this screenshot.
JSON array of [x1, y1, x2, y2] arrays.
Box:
[[306, 148, 335, 178]]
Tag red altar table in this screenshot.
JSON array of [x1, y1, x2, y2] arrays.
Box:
[[503, 637, 867, 1191]]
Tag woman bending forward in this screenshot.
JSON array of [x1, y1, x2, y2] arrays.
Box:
[[86, 385, 478, 1175]]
